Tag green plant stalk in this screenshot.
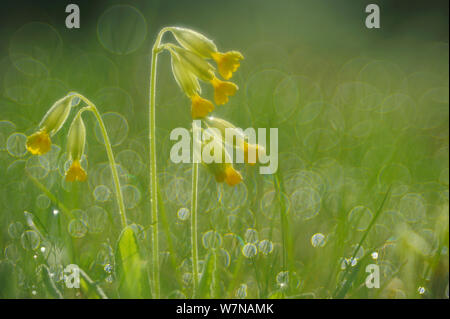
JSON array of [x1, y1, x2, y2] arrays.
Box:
[[148, 27, 169, 299], [70, 93, 128, 228], [191, 143, 199, 297]]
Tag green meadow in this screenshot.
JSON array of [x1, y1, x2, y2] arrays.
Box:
[[0, 0, 448, 299]]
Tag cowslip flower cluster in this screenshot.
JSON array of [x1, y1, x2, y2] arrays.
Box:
[[201, 116, 265, 186], [165, 27, 243, 119], [161, 27, 265, 186], [26, 94, 88, 182]]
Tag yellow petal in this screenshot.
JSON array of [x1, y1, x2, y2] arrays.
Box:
[[26, 131, 51, 155], [191, 95, 215, 119], [224, 165, 242, 186], [65, 160, 87, 182], [211, 77, 238, 105], [212, 51, 243, 80]]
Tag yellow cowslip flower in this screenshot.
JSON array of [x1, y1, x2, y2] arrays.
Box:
[[170, 47, 215, 119], [65, 159, 87, 182], [191, 94, 215, 119], [171, 46, 239, 106], [65, 113, 87, 182], [211, 51, 243, 80], [170, 27, 244, 80], [216, 164, 243, 186], [210, 76, 238, 105], [26, 95, 73, 155], [170, 27, 218, 58], [205, 116, 264, 165], [26, 130, 51, 155], [202, 132, 243, 186]]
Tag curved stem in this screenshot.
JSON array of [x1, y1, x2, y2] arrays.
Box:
[[70, 93, 128, 228], [148, 27, 170, 299]]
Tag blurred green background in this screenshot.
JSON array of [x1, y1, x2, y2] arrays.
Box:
[[0, 0, 448, 299]]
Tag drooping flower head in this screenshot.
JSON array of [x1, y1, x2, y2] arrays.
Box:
[[26, 95, 73, 155], [201, 127, 243, 186], [205, 116, 265, 165], [166, 27, 242, 119], [170, 27, 244, 80], [65, 112, 87, 182]]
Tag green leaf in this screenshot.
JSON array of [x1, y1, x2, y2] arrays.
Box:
[[41, 265, 63, 299], [79, 269, 108, 299], [197, 251, 216, 299], [115, 225, 151, 298]]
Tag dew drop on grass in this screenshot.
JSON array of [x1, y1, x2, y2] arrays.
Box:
[[258, 239, 274, 255], [36, 194, 51, 209], [202, 230, 222, 249], [122, 184, 141, 209], [177, 207, 190, 221], [236, 284, 248, 299], [21, 230, 40, 250], [311, 233, 326, 247], [68, 219, 87, 238], [371, 252, 379, 260], [104, 264, 113, 273], [97, 5, 147, 55], [94, 112, 129, 147], [242, 243, 257, 258], [348, 206, 373, 231], [418, 287, 426, 295], [26, 155, 50, 180], [5, 244, 19, 261], [290, 187, 321, 220], [85, 206, 108, 234], [93, 185, 111, 202], [244, 228, 259, 244], [276, 271, 289, 287], [6, 133, 27, 157], [398, 193, 426, 223], [8, 221, 24, 239]]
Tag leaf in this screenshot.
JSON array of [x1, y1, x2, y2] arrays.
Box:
[[197, 251, 216, 298], [41, 265, 63, 299], [79, 269, 108, 299], [115, 225, 151, 298]]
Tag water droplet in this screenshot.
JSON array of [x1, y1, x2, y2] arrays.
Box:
[[418, 286, 426, 295], [21, 230, 40, 250], [244, 228, 259, 244], [371, 252, 378, 260], [311, 233, 326, 247], [276, 271, 289, 288], [8, 221, 24, 239], [242, 243, 257, 258], [258, 239, 274, 255], [348, 206, 373, 231], [86, 206, 108, 234], [93, 185, 111, 202], [68, 219, 87, 238], [202, 230, 222, 249], [6, 133, 27, 157], [177, 207, 190, 221], [104, 264, 113, 273], [236, 284, 248, 299]]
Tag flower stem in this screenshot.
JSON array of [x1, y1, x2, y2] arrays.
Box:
[[191, 126, 199, 297], [70, 93, 128, 229], [148, 27, 170, 299]]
